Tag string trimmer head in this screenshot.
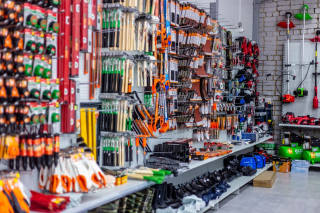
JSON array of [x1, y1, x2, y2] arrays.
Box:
[[277, 12, 295, 28], [294, 5, 312, 20], [310, 31, 320, 42]]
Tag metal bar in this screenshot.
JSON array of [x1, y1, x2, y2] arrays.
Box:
[[210, 1, 218, 20]]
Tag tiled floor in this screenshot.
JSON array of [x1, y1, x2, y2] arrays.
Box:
[[207, 169, 320, 213]]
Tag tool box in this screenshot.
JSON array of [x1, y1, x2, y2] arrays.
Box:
[[273, 156, 291, 173]]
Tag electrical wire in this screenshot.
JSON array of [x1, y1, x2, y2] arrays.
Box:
[[295, 63, 312, 91], [275, 74, 296, 96]]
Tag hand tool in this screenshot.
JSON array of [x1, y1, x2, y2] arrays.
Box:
[[125, 173, 163, 184], [87, 108, 93, 149], [135, 137, 139, 165], [92, 108, 97, 160]]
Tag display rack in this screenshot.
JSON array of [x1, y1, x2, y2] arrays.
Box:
[[279, 124, 320, 129], [199, 164, 273, 213], [30, 136, 272, 213]]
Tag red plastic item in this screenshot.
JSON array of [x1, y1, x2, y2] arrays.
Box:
[[282, 94, 295, 103], [310, 37, 320, 42], [277, 21, 295, 28], [30, 190, 70, 212]]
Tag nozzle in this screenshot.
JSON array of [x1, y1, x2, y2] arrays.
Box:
[[302, 5, 308, 11], [316, 30, 320, 36]]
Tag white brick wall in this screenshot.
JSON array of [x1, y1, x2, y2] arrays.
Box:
[[258, 0, 320, 143]]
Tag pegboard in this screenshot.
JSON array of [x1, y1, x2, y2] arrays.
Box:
[[281, 41, 320, 138], [282, 41, 320, 118]]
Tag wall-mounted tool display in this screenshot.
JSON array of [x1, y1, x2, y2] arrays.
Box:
[[0, 0, 274, 211]]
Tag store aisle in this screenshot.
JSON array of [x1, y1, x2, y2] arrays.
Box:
[[207, 170, 320, 213]]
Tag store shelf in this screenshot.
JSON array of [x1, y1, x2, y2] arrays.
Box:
[[57, 180, 156, 213], [32, 136, 272, 213], [279, 123, 320, 129], [199, 164, 273, 213], [188, 135, 273, 170], [309, 163, 320, 168]]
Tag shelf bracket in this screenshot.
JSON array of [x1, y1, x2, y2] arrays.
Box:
[[231, 188, 240, 195]]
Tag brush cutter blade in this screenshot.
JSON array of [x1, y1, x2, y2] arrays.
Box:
[[309, 37, 320, 42], [277, 21, 295, 28], [294, 13, 312, 20]]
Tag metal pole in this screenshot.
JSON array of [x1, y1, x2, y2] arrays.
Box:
[[301, 7, 306, 88], [287, 14, 290, 94]]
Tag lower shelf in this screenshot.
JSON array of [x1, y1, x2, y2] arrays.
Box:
[[309, 163, 320, 168], [199, 164, 273, 213]]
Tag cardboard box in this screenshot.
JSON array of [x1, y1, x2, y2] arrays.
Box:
[[253, 171, 277, 188], [273, 157, 291, 173], [291, 166, 309, 173]]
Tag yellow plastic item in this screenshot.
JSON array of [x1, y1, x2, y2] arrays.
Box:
[[80, 109, 88, 145], [92, 108, 97, 161], [87, 109, 93, 150]]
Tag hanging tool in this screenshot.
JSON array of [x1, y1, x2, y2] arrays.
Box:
[[135, 137, 139, 165], [277, 12, 295, 29], [294, 5, 313, 20], [294, 5, 312, 97], [310, 30, 320, 109], [282, 12, 295, 103]]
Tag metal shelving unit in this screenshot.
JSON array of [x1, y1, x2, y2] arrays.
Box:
[[199, 164, 273, 213], [31, 136, 272, 213], [279, 123, 320, 129]]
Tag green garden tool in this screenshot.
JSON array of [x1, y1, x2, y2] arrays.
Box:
[[294, 5, 312, 97], [294, 5, 313, 20]]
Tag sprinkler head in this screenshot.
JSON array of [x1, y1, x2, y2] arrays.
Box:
[[316, 30, 320, 36]]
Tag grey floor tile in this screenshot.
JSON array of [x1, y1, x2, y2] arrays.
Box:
[[210, 171, 320, 213], [274, 204, 305, 213]]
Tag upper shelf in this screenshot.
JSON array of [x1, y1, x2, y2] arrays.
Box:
[[279, 124, 320, 129]]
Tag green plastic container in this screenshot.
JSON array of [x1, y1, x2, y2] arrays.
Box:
[[278, 143, 303, 160], [256, 142, 277, 150], [303, 147, 320, 164]]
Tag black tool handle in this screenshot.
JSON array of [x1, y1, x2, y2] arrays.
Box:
[[118, 73, 123, 95], [113, 113, 118, 132], [125, 143, 128, 162], [129, 146, 133, 162]]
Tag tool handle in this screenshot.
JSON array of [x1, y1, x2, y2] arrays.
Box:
[[129, 145, 133, 161], [143, 138, 147, 147], [125, 143, 128, 162], [118, 73, 123, 95], [135, 138, 139, 147]]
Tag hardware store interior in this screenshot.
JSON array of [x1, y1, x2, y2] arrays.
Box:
[[2, 0, 320, 212]]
